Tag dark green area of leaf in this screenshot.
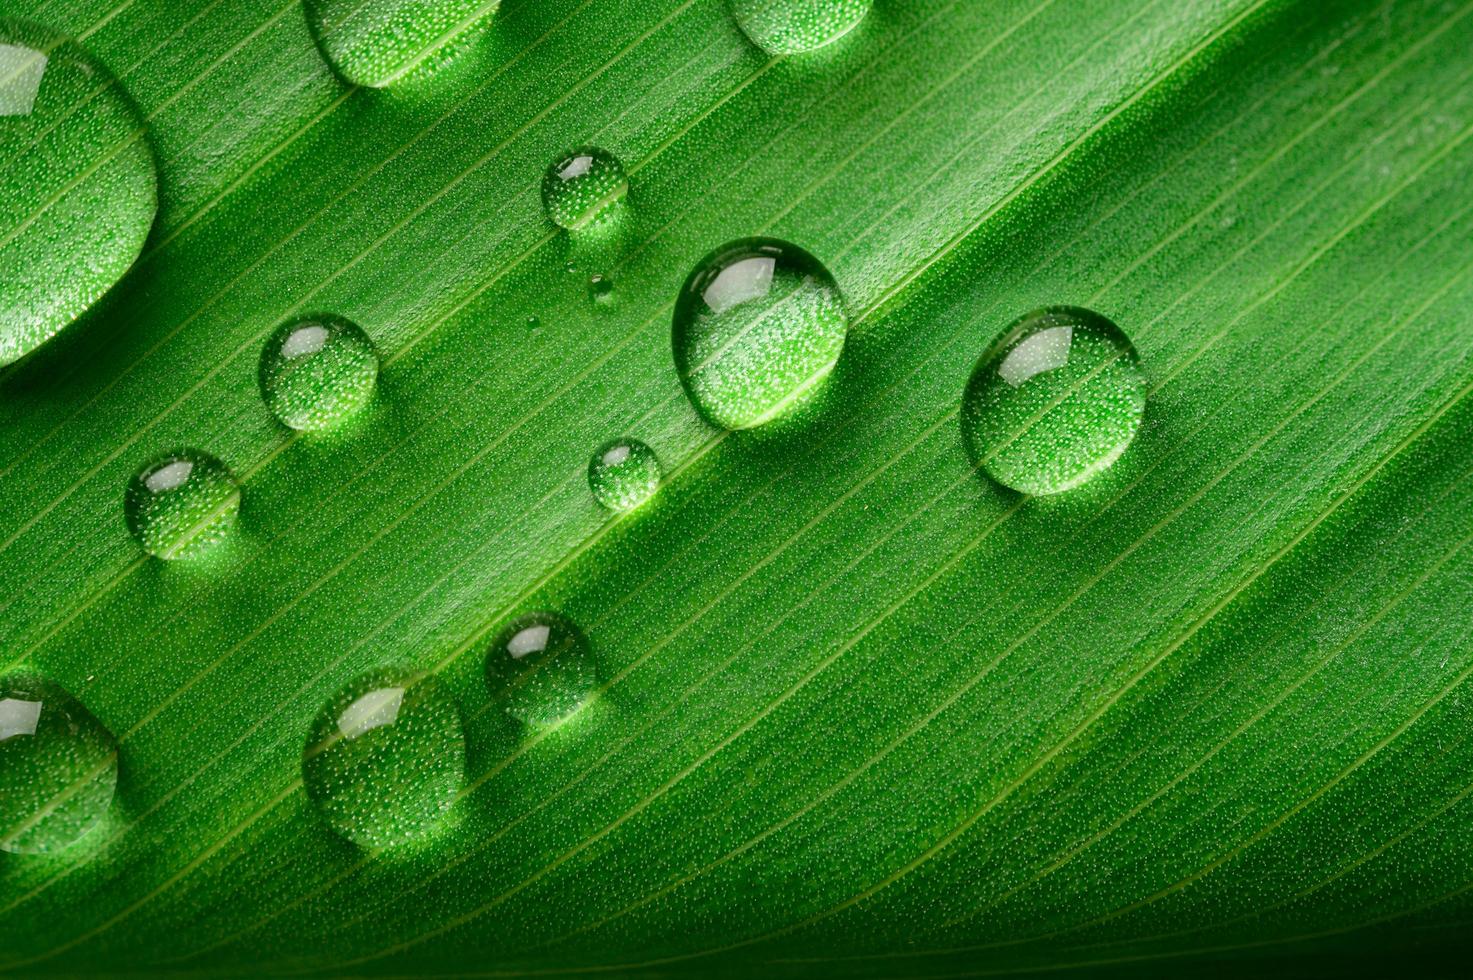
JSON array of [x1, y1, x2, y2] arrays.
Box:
[[1, 0, 1472, 976]]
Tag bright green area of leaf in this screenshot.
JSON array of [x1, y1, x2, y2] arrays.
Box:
[[1, 0, 1472, 976]]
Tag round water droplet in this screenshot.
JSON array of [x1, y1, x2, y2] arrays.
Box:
[[589, 274, 614, 302], [542, 146, 628, 231], [0, 18, 158, 366], [526, 315, 541, 331], [588, 438, 660, 512], [303, 670, 464, 849], [304, 0, 499, 88], [258, 314, 379, 432], [0, 672, 117, 854], [673, 238, 847, 430], [124, 449, 241, 560], [486, 613, 594, 726], [960, 306, 1146, 495], [730, 0, 871, 55]]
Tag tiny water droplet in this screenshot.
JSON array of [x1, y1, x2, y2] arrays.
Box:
[[125, 449, 240, 560], [730, 0, 871, 55], [0, 672, 117, 854], [542, 146, 628, 231], [673, 237, 847, 430], [588, 438, 660, 512], [1, 18, 158, 366], [526, 315, 541, 331], [961, 306, 1145, 495], [589, 274, 614, 302], [486, 613, 594, 726], [304, 0, 499, 88], [258, 314, 378, 432], [302, 670, 464, 849]]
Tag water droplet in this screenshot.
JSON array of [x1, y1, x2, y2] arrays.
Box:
[[486, 613, 594, 727], [0, 18, 158, 366], [730, 0, 871, 55], [960, 306, 1146, 495], [589, 273, 614, 302], [124, 449, 241, 560], [258, 314, 379, 432], [0, 672, 117, 854], [303, 670, 464, 848], [526, 315, 541, 331], [304, 0, 499, 88], [588, 438, 660, 512], [542, 146, 628, 231], [673, 238, 847, 430]]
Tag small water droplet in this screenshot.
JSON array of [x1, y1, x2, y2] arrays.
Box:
[[589, 274, 614, 302], [486, 613, 594, 727], [0, 672, 117, 854], [526, 315, 541, 331], [673, 237, 847, 430], [125, 449, 240, 560], [542, 146, 628, 231], [259, 314, 378, 432], [588, 438, 660, 512], [302, 670, 464, 848], [1, 18, 158, 366], [730, 0, 871, 55], [960, 306, 1145, 495], [304, 0, 500, 88]]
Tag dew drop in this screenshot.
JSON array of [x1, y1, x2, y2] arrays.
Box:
[[589, 273, 614, 302], [730, 0, 871, 55], [303, 670, 464, 849], [486, 613, 594, 727], [0, 672, 117, 854], [960, 306, 1146, 495], [542, 146, 628, 231], [259, 314, 379, 432], [0, 18, 158, 366], [304, 0, 499, 88], [673, 237, 847, 430], [588, 438, 660, 512], [526, 314, 541, 331], [125, 449, 241, 560]]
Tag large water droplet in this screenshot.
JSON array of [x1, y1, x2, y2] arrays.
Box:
[[0, 673, 117, 854], [486, 613, 594, 727], [673, 238, 847, 430], [259, 314, 379, 432], [960, 306, 1146, 495], [588, 438, 660, 512], [304, 0, 499, 88], [730, 0, 871, 55], [124, 449, 241, 560], [303, 670, 464, 849], [0, 18, 158, 366], [542, 146, 628, 231]]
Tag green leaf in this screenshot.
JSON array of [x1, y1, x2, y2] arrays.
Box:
[[2, 0, 1472, 975]]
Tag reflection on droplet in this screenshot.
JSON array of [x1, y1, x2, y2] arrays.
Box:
[[486, 613, 594, 726], [960, 306, 1146, 495], [258, 313, 379, 432], [304, 0, 500, 88], [125, 449, 240, 560], [0, 18, 158, 366], [542, 146, 628, 231], [730, 0, 871, 55], [0, 673, 117, 854], [588, 438, 660, 512], [302, 670, 464, 849], [673, 238, 847, 430], [589, 273, 614, 302]]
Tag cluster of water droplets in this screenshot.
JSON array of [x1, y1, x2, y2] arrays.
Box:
[[302, 610, 593, 847], [4, 0, 1159, 858]]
